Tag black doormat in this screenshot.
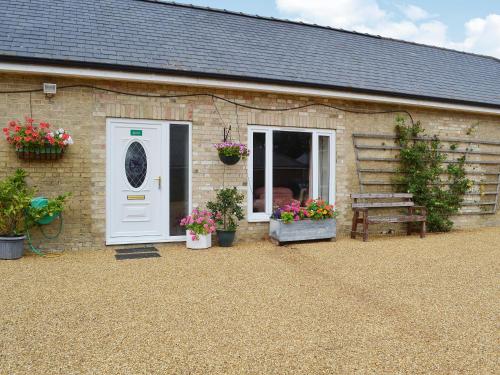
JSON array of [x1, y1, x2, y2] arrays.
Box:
[[115, 246, 158, 254], [115, 252, 161, 260], [114, 246, 160, 260]]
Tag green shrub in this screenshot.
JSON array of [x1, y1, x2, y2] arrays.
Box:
[[395, 117, 472, 232], [207, 187, 244, 231], [0, 169, 70, 236]]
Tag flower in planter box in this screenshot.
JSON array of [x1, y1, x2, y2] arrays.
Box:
[[271, 199, 338, 223]]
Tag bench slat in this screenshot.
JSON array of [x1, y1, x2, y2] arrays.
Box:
[[353, 201, 414, 208], [351, 193, 413, 199], [367, 215, 426, 223]]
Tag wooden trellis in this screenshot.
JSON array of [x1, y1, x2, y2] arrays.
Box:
[[352, 133, 500, 215]]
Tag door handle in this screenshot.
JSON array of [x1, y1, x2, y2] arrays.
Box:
[[154, 176, 161, 189]]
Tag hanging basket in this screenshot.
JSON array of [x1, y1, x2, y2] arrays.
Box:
[[218, 153, 241, 165], [214, 142, 249, 166], [16, 146, 64, 161]]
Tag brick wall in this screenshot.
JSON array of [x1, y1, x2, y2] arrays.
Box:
[[1, 73, 499, 250]]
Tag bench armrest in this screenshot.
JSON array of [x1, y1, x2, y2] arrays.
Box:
[[352, 207, 368, 212], [413, 205, 427, 215]]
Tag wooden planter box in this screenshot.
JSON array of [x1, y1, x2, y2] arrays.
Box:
[[16, 146, 64, 161], [269, 218, 336, 245]]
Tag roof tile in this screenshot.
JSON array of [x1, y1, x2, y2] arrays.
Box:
[[0, 0, 499, 107]]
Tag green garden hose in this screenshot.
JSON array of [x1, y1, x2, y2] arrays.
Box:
[[26, 196, 65, 256]]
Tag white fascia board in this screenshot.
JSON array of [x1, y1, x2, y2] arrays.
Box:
[[1, 61, 499, 116]]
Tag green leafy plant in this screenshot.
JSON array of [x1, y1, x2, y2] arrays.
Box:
[[0, 169, 70, 236], [207, 187, 244, 231], [25, 194, 71, 229], [395, 117, 472, 232], [0, 169, 33, 236]]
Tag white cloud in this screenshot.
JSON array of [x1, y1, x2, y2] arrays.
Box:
[[276, 0, 386, 30], [458, 14, 500, 57], [400, 4, 431, 21], [275, 0, 500, 58]]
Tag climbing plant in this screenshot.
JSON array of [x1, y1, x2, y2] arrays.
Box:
[[395, 116, 472, 232]]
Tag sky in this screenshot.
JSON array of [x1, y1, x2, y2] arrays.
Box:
[[171, 0, 500, 58]]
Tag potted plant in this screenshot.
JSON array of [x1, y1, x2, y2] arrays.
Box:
[[180, 209, 217, 250], [2, 117, 73, 161], [207, 187, 244, 247], [213, 142, 249, 165], [0, 169, 70, 259], [269, 199, 338, 245]]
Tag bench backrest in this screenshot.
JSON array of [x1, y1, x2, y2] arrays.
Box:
[[351, 193, 414, 208]]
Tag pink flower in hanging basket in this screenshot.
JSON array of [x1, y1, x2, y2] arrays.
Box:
[[213, 142, 250, 159]]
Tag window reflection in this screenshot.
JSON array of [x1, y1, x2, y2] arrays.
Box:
[[318, 136, 330, 202], [169, 125, 189, 236], [272, 131, 311, 208], [252, 133, 266, 212]]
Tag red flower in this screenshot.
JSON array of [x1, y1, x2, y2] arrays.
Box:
[[4, 117, 73, 149]]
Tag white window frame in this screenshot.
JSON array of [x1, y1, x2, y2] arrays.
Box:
[[247, 126, 336, 222]]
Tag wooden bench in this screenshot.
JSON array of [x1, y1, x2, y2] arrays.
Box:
[[351, 193, 427, 241]]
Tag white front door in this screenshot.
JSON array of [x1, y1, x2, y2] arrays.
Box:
[[106, 119, 191, 245]]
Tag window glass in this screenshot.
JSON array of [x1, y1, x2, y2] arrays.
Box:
[[125, 141, 147, 188], [252, 132, 266, 213], [272, 131, 311, 208], [169, 125, 189, 236], [318, 135, 330, 202]]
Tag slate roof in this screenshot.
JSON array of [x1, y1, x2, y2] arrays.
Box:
[[1, 0, 500, 108]]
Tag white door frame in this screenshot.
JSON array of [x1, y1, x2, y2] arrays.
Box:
[[106, 118, 192, 245]]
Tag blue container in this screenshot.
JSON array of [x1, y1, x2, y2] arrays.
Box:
[[31, 197, 60, 225]]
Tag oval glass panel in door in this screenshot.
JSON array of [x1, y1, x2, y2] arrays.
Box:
[[125, 141, 147, 188]]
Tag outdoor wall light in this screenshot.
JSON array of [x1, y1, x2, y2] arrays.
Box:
[[43, 83, 57, 98]]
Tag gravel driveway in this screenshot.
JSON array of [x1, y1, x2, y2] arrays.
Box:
[[1, 228, 499, 374]]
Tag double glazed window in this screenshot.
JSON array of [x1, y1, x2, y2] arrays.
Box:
[[248, 126, 336, 221]]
